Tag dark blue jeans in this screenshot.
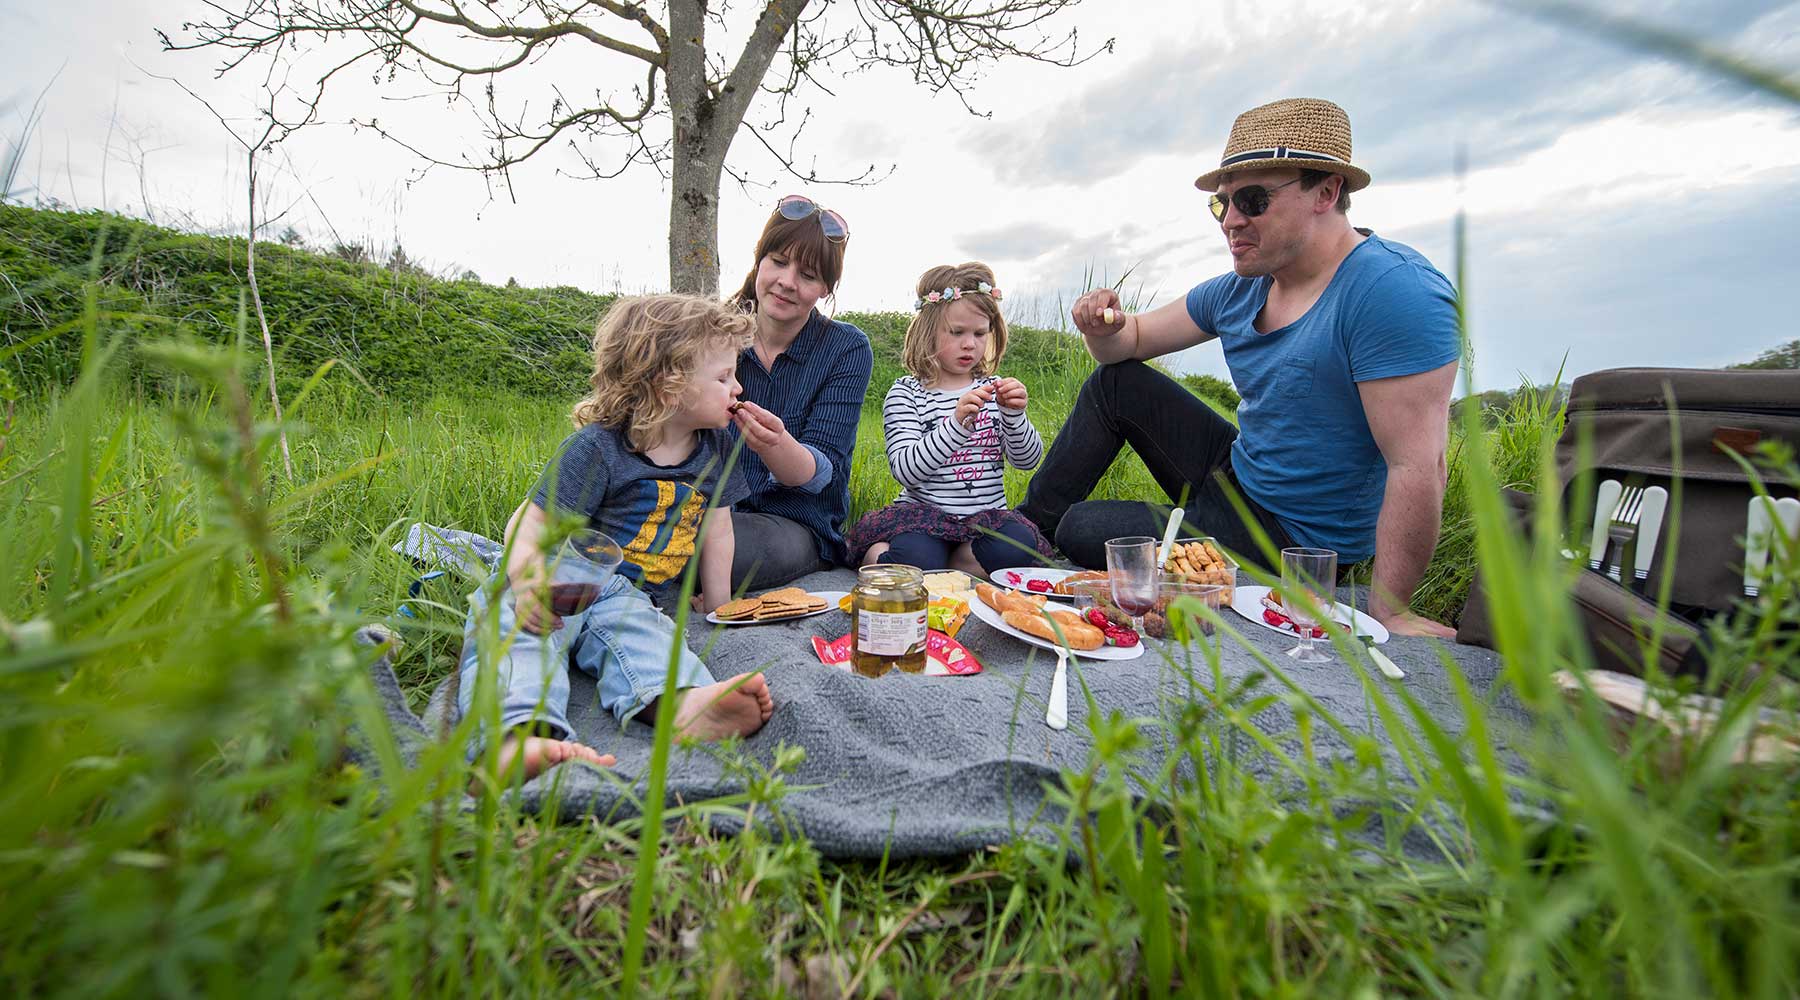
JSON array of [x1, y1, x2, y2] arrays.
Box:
[[1017, 360, 1294, 572]]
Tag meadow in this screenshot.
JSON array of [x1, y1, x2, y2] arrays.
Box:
[[2, 206, 1798, 996]]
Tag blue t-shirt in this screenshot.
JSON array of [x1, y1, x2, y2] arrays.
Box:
[[532, 423, 750, 588], [1185, 233, 1460, 562]]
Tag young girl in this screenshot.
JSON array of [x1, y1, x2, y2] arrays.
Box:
[[458, 295, 775, 791], [848, 262, 1054, 574]]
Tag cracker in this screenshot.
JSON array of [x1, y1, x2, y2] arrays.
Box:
[[716, 598, 761, 620]]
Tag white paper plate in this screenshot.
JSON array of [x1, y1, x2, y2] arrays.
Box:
[[987, 566, 1079, 595], [706, 590, 850, 626], [1228, 585, 1389, 644], [966, 594, 1144, 661]]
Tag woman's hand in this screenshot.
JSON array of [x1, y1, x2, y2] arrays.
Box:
[[734, 401, 819, 487], [993, 377, 1028, 411], [732, 400, 789, 454], [954, 383, 996, 429]]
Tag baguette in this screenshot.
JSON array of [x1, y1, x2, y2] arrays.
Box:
[[976, 581, 1045, 616], [1002, 609, 1105, 650]]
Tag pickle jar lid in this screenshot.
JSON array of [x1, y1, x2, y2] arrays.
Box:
[[856, 564, 924, 589]]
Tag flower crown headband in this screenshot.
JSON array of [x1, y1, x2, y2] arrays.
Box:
[[914, 281, 1003, 311]]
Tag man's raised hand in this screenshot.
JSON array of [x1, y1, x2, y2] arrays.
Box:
[[1072, 289, 1127, 338]]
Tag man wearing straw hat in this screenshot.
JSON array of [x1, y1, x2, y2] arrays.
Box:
[[1018, 98, 1461, 638]]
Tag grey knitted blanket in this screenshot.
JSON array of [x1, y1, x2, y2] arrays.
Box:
[[359, 559, 1527, 861]]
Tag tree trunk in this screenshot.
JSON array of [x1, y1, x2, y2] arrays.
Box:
[[668, 136, 725, 296], [666, 0, 721, 296], [665, 0, 811, 296]]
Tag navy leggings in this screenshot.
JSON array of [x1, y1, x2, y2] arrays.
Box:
[[878, 519, 1040, 573]]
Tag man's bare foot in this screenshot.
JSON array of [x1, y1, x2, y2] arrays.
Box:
[[672, 672, 775, 741], [471, 734, 614, 795]]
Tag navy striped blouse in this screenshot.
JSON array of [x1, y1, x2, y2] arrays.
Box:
[[732, 310, 874, 565]]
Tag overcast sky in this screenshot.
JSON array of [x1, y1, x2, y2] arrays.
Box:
[[4, 0, 1798, 392]]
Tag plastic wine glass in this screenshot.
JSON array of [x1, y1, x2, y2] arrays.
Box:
[[1280, 547, 1338, 662], [1104, 535, 1158, 632], [548, 529, 624, 616]]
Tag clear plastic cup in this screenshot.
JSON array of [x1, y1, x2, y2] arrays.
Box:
[[1157, 575, 1228, 639], [1064, 578, 1114, 610]]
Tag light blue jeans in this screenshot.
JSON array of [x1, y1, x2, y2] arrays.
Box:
[[457, 572, 716, 757]]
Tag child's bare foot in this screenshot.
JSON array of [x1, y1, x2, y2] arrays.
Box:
[[672, 672, 775, 741], [471, 734, 614, 795], [859, 542, 890, 566]]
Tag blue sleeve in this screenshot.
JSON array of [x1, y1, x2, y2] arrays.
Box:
[[530, 425, 610, 517], [793, 327, 873, 491], [1346, 263, 1462, 382], [1184, 274, 1235, 335], [794, 443, 833, 494]]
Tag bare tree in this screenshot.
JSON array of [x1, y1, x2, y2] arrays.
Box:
[[163, 1, 1109, 295], [156, 54, 331, 480]]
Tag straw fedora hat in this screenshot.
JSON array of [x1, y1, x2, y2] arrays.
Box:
[[1194, 98, 1371, 193]]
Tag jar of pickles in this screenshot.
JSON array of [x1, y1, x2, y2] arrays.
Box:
[[851, 564, 928, 676]]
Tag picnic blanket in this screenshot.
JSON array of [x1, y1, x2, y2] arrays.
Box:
[[359, 528, 1529, 859]]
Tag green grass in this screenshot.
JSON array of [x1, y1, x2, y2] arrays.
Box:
[[4, 211, 1800, 996]]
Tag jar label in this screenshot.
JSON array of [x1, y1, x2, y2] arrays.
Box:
[[856, 608, 927, 657]]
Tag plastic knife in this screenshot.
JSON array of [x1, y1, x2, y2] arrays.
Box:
[[1045, 649, 1069, 731], [1745, 498, 1774, 597], [1632, 486, 1668, 587], [1589, 479, 1622, 571]]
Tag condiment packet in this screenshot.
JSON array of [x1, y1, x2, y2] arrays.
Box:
[[810, 630, 983, 675]]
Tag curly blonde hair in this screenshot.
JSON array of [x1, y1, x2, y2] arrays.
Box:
[[571, 295, 755, 451], [901, 262, 1008, 386]]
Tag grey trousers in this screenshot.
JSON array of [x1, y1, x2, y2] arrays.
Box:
[[729, 511, 831, 592]]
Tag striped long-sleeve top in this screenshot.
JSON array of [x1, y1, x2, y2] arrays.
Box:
[[882, 374, 1045, 516]]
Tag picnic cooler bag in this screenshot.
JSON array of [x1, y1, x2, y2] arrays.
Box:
[[1458, 366, 1800, 676]]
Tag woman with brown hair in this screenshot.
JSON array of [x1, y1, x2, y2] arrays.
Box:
[[724, 195, 873, 589]]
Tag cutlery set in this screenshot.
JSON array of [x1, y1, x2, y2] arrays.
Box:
[[1589, 480, 1798, 598]]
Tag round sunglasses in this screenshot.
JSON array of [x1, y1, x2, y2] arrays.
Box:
[[777, 195, 850, 242], [1207, 176, 1302, 223]]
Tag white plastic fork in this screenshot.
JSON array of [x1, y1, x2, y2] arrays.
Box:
[[1605, 486, 1646, 582]]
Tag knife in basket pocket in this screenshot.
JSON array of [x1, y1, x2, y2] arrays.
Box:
[[1631, 486, 1668, 591], [1589, 479, 1623, 571], [1744, 498, 1774, 598]]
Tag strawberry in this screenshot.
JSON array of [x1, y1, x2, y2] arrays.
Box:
[[1026, 578, 1052, 593], [1005, 572, 1022, 584]]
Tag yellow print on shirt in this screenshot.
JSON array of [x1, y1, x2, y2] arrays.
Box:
[[621, 479, 709, 584]]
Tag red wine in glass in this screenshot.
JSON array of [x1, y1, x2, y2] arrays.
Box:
[[1115, 596, 1155, 617], [549, 582, 602, 615]]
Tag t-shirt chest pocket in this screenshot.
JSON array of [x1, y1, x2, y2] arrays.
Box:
[[1278, 358, 1314, 397]]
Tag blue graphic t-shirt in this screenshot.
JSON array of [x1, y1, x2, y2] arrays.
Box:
[[532, 424, 750, 587], [1186, 232, 1460, 562]]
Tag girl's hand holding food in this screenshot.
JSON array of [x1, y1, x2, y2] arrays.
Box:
[[954, 383, 996, 429], [993, 377, 1028, 411]]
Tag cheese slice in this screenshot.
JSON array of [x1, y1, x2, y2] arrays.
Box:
[[924, 570, 974, 600]]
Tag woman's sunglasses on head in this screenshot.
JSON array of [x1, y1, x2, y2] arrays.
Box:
[[1207, 176, 1303, 223], [777, 195, 850, 242]]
